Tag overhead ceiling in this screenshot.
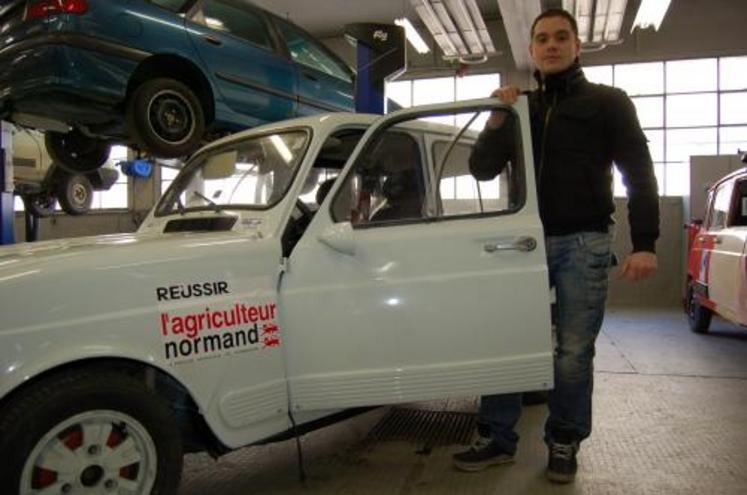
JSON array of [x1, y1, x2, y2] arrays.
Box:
[[251, 0, 502, 38]]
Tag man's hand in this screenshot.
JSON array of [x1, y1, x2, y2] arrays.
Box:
[[618, 252, 658, 281], [486, 86, 522, 129]]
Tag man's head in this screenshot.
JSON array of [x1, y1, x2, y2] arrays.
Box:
[[529, 9, 581, 76]]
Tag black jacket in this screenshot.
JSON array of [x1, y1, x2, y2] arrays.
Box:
[[469, 60, 660, 253]]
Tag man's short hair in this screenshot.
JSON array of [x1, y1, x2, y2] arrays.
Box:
[[531, 8, 579, 39]]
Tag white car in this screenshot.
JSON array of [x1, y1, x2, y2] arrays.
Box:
[[0, 99, 552, 494]]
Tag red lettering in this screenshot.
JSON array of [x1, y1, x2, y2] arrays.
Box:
[[160, 313, 169, 336]]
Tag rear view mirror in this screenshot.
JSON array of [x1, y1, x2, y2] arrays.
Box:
[[203, 150, 237, 179]]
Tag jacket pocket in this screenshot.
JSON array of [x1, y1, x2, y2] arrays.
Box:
[[551, 103, 603, 150]]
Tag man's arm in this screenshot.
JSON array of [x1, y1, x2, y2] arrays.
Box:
[[469, 86, 522, 181], [608, 89, 660, 281]]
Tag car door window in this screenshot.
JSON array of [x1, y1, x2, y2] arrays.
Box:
[[709, 181, 734, 231], [274, 19, 352, 83], [332, 107, 522, 226], [198, 0, 272, 49], [733, 179, 747, 226], [331, 131, 426, 226]]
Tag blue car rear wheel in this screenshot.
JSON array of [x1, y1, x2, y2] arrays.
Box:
[[127, 78, 206, 159]]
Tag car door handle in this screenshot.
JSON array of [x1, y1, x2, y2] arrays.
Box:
[[484, 236, 537, 253], [203, 35, 222, 46], [714, 236, 723, 244], [302, 71, 318, 82]]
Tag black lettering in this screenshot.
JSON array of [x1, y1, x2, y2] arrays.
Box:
[[222, 332, 235, 349], [170, 286, 180, 300], [235, 328, 248, 347], [178, 339, 193, 356], [156, 287, 168, 301], [192, 283, 202, 298], [217, 281, 229, 295], [247, 323, 258, 344], [202, 282, 214, 297], [203, 335, 221, 353], [165, 342, 178, 359]]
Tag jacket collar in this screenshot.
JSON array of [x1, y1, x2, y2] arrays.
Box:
[[533, 58, 586, 95]]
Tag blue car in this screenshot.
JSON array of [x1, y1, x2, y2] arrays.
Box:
[[0, 0, 355, 172]]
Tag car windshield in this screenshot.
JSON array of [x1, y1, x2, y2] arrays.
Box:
[[157, 130, 309, 215]]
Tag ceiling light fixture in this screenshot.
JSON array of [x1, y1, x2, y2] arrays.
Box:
[[410, 0, 495, 64], [562, 0, 628, 50], [394, 17, 431, 54], [631, 0, 672, 31]]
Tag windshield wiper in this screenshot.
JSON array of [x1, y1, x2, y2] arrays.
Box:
[[192, 191, 223, 213]]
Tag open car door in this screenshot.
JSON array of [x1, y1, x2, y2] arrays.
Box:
[[281, 98, 553, 411]]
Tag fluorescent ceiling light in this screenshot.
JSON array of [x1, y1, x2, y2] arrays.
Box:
[[395, 17, 431, 54], [562, 0, 627, 47], [632, 0, 672, 31], [410, 0, 495, 62], [269, 135, 293, 163]]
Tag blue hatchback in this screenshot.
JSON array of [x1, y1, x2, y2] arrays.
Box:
[[0, 0, 355, 171]]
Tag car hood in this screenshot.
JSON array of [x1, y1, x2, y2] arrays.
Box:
[[0, 230, 279, 336]]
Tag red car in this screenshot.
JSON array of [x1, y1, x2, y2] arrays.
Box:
[[685, 158, 747, 333]]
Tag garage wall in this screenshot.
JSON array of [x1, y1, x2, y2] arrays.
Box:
[[12, 211, 139, 242], [608, 197, 684, 307]]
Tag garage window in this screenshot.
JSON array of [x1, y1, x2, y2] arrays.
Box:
[[585, 56, 747, 197]]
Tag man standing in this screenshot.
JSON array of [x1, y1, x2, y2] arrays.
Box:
[[453, 9, 660, 483]]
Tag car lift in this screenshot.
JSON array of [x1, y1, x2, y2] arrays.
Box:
[[0, 121, 14, 245], [345, 23, 406, 114]]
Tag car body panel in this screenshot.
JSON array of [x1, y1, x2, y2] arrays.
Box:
[[686, 167, 747, 327], [1, 99, 553, 451]]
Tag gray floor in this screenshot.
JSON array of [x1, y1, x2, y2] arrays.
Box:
[[179, 307, 747, 494]]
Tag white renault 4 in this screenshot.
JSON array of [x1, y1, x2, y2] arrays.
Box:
[[0, 100, 552, 494]]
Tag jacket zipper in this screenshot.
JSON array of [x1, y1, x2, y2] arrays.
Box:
[[537, 92, 557, 193]]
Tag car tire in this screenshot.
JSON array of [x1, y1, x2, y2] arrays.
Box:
[[0, 369, 183, 495], [686, 281, 712, 333], [55, 172, 94, 216], [45, 129, 111, 173], [127, 78, 205, 158]]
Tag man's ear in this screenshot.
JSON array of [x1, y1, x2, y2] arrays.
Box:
[[574, 37, 581, 57]]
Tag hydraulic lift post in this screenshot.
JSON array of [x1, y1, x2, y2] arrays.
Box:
[[344, 23, 406, 114], [0, 121, 14, 245]]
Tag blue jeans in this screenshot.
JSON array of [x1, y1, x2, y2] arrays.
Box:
[[478, 230, 613, 454]]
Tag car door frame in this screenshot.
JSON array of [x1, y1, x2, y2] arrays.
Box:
[[280, 97, 553, 414]]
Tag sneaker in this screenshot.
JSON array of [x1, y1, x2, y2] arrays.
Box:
[[546, 441, 578, 483], [453, 437, 515, 472]]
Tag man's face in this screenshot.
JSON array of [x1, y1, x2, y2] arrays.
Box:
[[529, 16, 581, 75]]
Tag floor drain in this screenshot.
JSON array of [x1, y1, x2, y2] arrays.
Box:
[[366, 408, 476, 447]]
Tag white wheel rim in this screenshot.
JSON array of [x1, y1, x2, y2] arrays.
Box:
[[20, 410, 158, 495]]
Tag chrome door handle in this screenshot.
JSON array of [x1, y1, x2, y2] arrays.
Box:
[[484, 236, 537, 253], [714, 236, 723, 244]]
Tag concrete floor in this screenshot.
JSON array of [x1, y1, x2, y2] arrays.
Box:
[[179, 307, 747, 494]]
